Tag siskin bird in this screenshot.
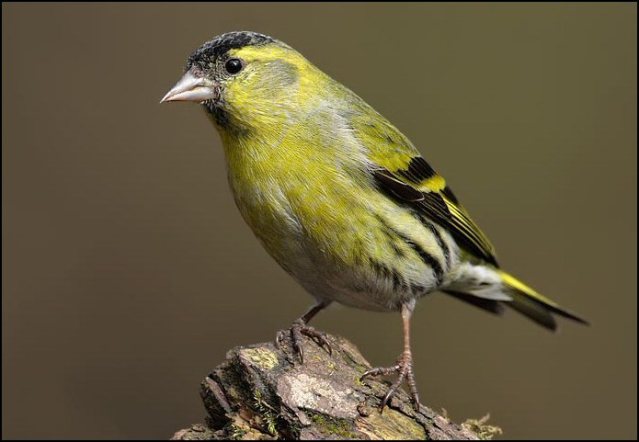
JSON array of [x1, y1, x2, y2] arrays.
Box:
[[161, 31, 588, 410]]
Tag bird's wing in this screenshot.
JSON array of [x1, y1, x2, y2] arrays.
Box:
[[353, 115, 499, 266]]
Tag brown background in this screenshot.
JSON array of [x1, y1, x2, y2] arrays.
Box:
[[3, 3, 636, 440]]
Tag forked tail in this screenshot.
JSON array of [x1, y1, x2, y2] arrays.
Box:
[[497, 270, 589, 331], [443, 265, 589, 331]]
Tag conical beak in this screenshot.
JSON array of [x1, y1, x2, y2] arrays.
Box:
[[160, 71, 216, 103]]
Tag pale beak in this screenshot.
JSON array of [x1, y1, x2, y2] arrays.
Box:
[[160, 71, 216, 103]]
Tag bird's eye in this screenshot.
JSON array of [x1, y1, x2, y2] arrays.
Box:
[[225, 58, 243, 75]]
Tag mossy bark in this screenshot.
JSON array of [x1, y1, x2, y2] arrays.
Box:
[[172, 330, 489, 440]]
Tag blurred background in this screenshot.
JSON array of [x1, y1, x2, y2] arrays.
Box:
[[2, 3, 636, 440]]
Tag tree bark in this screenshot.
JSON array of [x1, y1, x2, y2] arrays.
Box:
[[171, 330, 499, 440]]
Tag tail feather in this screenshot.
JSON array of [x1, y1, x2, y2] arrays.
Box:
[[442, 289, 505, 315], [497, 270, 589, 327], [505, 290, 558, 330], [441, 265, 588, 331]]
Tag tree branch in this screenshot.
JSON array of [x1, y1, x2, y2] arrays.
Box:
[[172, 330, 498, 440]]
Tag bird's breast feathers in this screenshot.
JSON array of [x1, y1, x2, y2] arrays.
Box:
[[221, 118, 459, 311]]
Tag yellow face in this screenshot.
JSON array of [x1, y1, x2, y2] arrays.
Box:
[[161, 33, 333, 134], [218, 45, 314, 130]]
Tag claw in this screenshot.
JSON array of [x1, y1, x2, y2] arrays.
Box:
[[360, 351, 420, 412], [362, 365, 400, 379], [303, 328, 332, 356], [289, 320, 332, 363]]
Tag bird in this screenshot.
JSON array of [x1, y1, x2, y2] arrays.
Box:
[[161, 31, 588, 411]]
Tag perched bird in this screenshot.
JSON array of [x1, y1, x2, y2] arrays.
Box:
[[161, 31, 587, 410]]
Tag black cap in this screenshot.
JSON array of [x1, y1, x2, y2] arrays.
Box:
[[187, 31, 276, 69]]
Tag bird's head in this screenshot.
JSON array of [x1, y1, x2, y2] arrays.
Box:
[[161, 31, 322, 133]]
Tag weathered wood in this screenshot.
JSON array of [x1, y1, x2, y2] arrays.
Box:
[[172, 329, 499, 440]]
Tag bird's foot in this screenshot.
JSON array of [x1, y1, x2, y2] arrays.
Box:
[[361, 350, 421, 412], [282, 319, 332, 364]]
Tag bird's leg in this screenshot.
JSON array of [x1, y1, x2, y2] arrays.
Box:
[[361, 301, 421, 412], [280, 301, 332, 363]]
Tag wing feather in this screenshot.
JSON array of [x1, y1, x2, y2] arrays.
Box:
[[353, 115, 498, 266]]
